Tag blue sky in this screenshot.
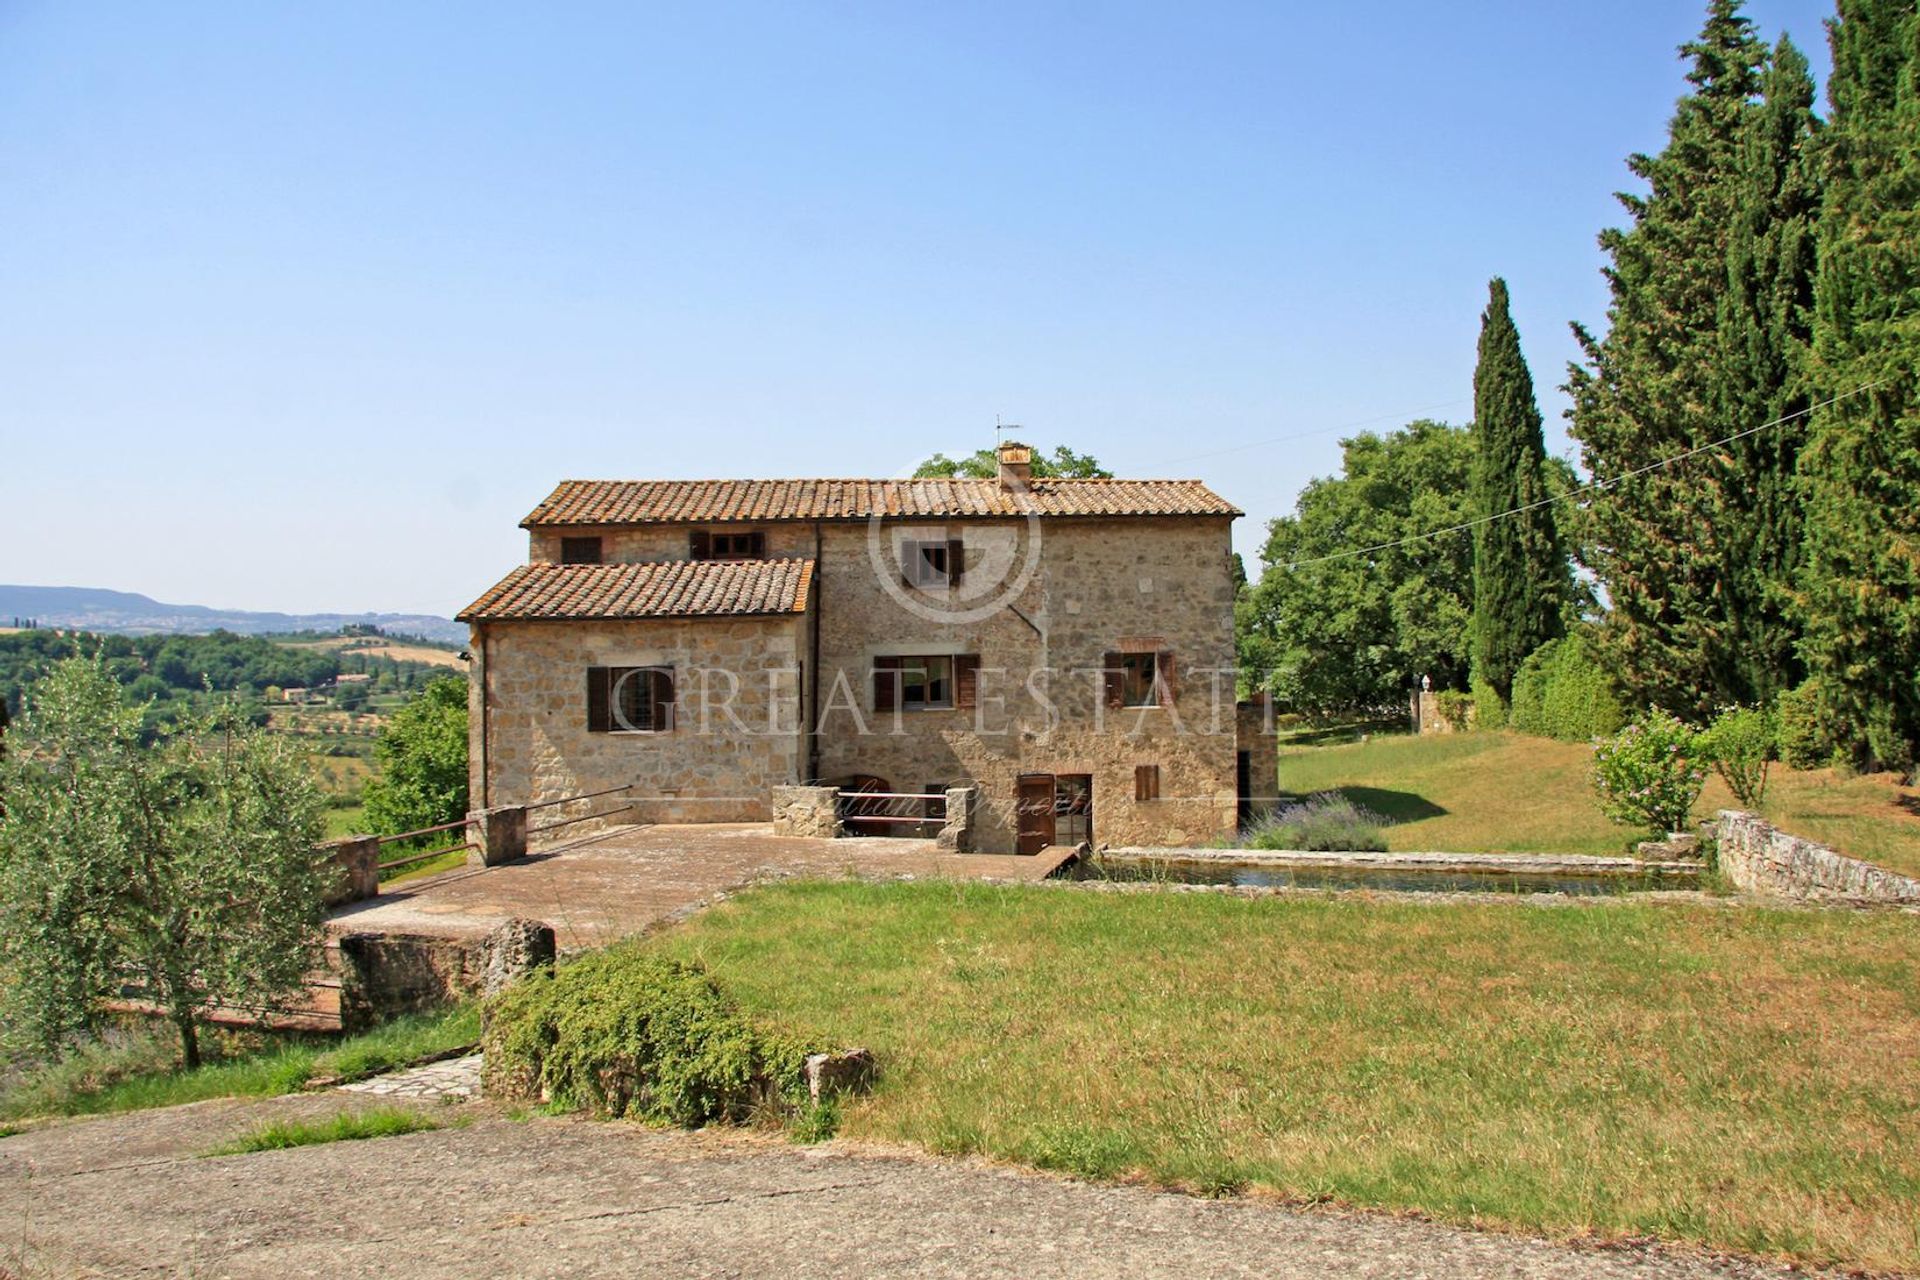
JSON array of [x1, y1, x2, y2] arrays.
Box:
[[0, 1, 1834, 617]]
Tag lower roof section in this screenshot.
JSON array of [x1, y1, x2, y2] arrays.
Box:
[[457, 558, 814, 623]]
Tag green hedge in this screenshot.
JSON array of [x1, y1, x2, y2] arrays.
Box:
[[1509, 634, 1625, 742], [1775, 680, 1836, 771], [483, 946, 809, 1125]]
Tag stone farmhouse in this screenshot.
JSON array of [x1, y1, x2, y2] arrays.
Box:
[[458, 443, 1276, 855]]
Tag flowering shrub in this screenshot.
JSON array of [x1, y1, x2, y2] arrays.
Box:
[[1591, 710, 1707, 835]]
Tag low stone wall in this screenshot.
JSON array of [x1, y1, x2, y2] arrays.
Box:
[[335, 917, 555, 1033], [1714, 809, 1920, 905], [772, 785, 842, 838]]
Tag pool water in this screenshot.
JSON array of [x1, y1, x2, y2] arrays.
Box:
[[1062, 858, 1696, 896]]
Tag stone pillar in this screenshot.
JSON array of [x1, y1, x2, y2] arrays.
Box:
[[772, 785, 842, 838], [482, 917, 556, 996], [468, 805, 527, 867], [320, 835, 380, 908], [938, 787, 976, 852]]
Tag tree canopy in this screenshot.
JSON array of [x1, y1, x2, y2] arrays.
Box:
[[0, 658, 329, 1067], [912, 444, 1112, 478], [362, 675, 470, 839], [1240, 421, 1478, 718]]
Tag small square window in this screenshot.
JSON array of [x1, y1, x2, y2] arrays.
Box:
[[904, 539, 964, 587], [710, 531, 766, 559], [561, 536, 603, 565]]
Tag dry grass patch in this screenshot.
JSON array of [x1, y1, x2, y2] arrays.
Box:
[[652, 881, 1920, 1273], [1280, 730, 1920, 876]]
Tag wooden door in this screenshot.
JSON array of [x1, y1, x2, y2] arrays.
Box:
[[1016, 774, 1056, 855]]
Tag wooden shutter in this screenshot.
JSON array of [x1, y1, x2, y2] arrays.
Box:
[[748, 531, 766, 559], [1135, 764, 1160, 802], [652, 668, 675, 731], [689, 529, 711, 560], [1103, 652, 1123, 708], [953, 654, 981, 709], [586, 667, 610, 733], [1156, 650, 1177, 708], [947, 539, 965, 583], [873, 656, 901, 712]]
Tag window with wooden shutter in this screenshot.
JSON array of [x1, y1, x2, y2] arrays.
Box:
[[905, 540, 955, 587], [953, 655, 981, 710], [586, 667, 610, 732], [689, 529, 711, 560], [1103, 652, 1124, 708], [1134, 764, 1161, 802], [561, 536, 603, 565], [592, 666, 675, 732], [1115, 652, 1159, 707], [946, 539, 965, 584], [872, 656, 902, 712]]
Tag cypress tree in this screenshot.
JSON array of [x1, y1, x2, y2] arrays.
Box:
[[1471, 278, 1566, 700], [1796, 0, 1920, 772], [1711, 34, 1821, 704], [1565, 0, 1773, 717]]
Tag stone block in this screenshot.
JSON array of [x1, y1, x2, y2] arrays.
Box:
[[320, 836, 381, 908], [805, 1047, 877, 1103], [937, 786, 976, 851], [482, 917, 556, 996], [772, 785, 842, 838], [470, 804, 528, 867]]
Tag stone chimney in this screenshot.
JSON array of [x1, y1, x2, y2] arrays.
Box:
[[996, 441, 1033, 491]]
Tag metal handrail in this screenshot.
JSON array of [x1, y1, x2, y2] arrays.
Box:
[[528, 801, 637, 835], [525, 783, 634, 812], [372, 817, 469, 845], [380, 841, 476, 870], [836, 790, 946, 801]]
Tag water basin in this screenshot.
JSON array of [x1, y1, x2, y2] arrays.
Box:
[[1064, 857, 1696, 896]]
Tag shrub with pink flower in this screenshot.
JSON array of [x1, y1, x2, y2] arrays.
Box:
[[1591, 710, 1707, 835]]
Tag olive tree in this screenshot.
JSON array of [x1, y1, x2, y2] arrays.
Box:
[[0, 658, 329, 1067]]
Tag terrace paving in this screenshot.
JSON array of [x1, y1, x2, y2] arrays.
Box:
[[326, 823, 1075, 950]]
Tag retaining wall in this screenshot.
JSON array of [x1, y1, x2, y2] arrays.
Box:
[[1713, 809, 1920, 906]]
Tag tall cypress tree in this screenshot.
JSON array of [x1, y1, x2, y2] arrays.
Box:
[[1566, 1, 1774, 717], [1711, 34, 1821, 703], [1797, 0, 1920, 772], [1471, 278, 1566, 700]]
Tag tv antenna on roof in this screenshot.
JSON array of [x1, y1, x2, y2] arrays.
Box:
[[995, 414, 1022, 446]]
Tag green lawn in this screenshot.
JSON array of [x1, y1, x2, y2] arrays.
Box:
[[0, 1003, 479, 1122], [1278, 730, 1920, 876], [654, 880, 1920, 1273]]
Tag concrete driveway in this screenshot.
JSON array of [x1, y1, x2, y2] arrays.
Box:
[[0, 1092, 1794, 1280]]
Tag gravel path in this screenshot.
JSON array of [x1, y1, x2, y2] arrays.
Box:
[[0, 1092, 1806, 1279]]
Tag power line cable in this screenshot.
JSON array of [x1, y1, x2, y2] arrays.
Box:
[[1276, 380, 1887, 572], [1143, 397, 1474, 470]]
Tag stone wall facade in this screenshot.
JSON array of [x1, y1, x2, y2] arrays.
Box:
[[1714, 809, 1920, 905], [483, 512, 1258, 853], [808, 517, 1241, 852], [469, 614, 808, 825]]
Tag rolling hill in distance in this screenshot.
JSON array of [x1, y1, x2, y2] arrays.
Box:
[[0, 585, 466, 645]]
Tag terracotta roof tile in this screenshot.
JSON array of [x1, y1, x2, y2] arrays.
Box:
[[458, 560, 814, 623], [520, 478, 1240, 526]]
